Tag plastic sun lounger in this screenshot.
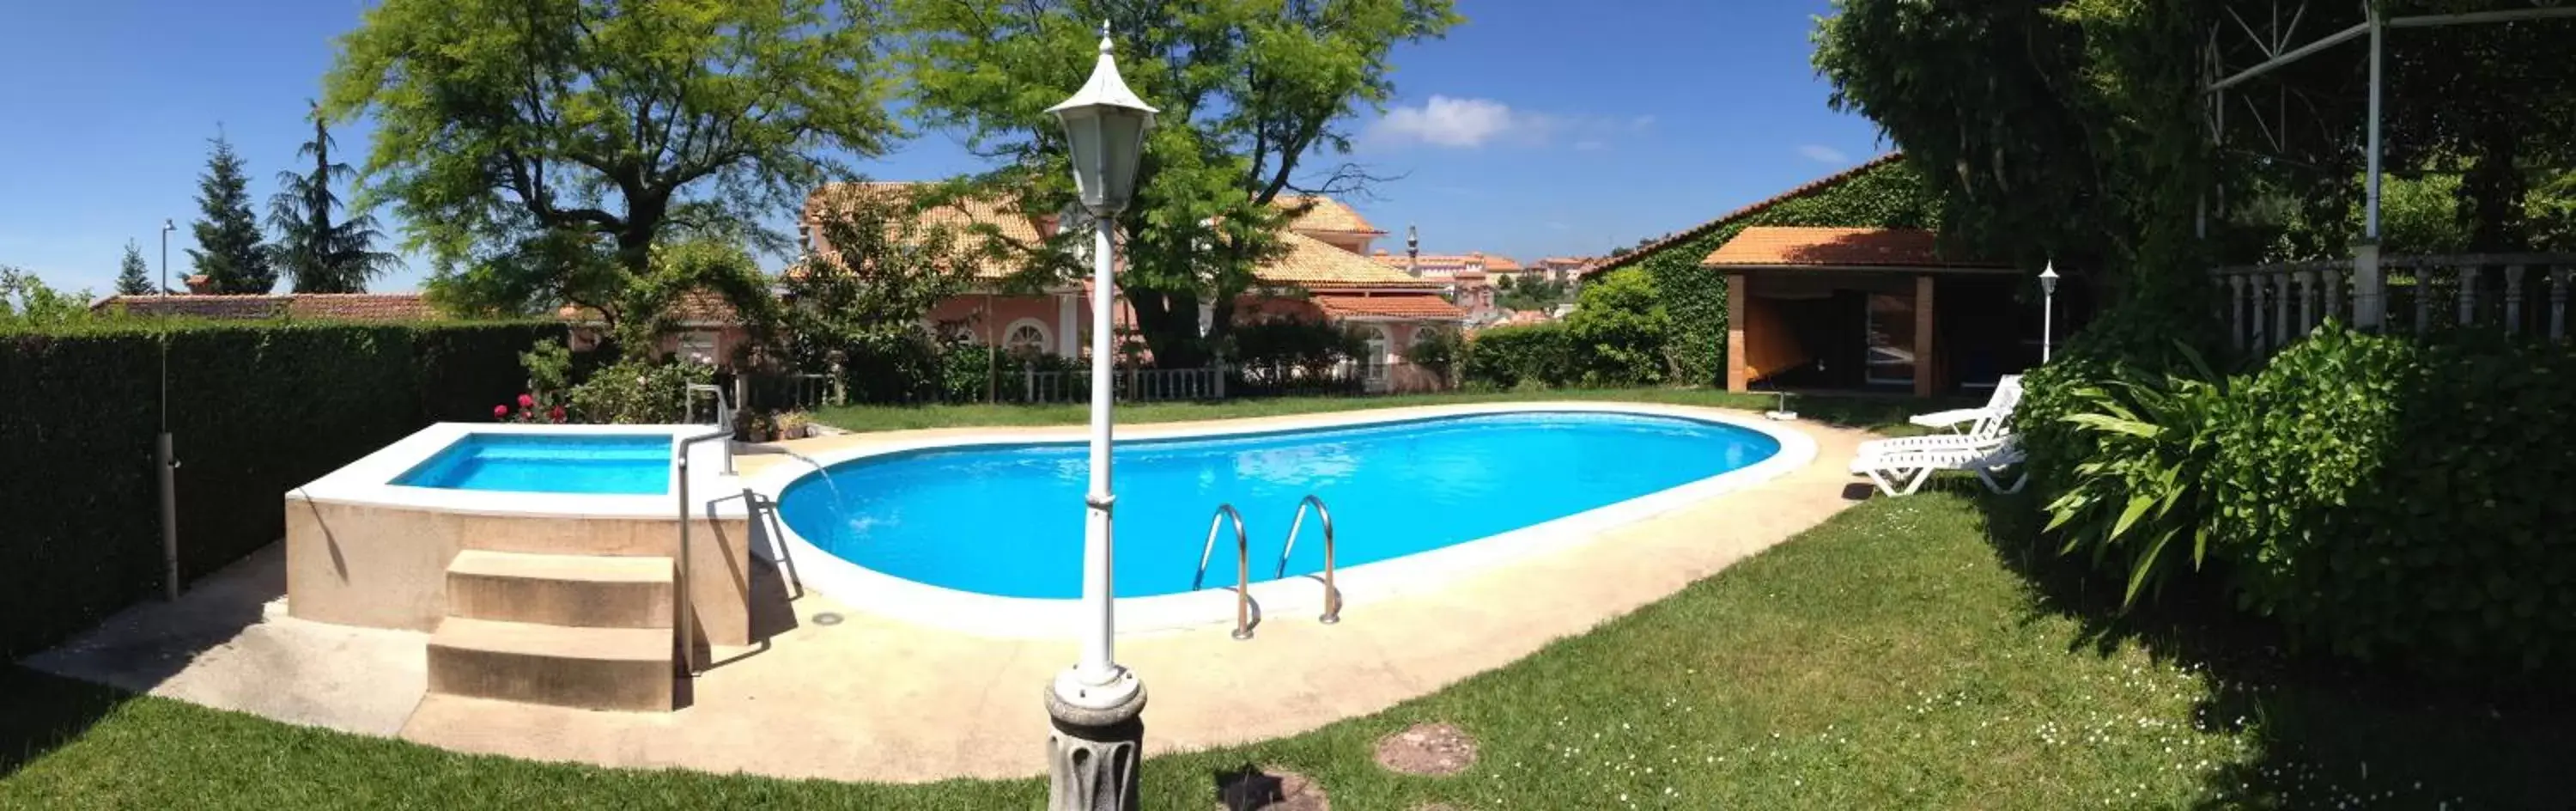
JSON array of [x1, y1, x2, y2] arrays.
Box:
[[1850, 439, 2028, 497], [1908, 374, 2023, 435]]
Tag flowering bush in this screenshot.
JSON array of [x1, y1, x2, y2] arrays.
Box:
[[565, 359, 714, 424], [493, 392, 566, 424]]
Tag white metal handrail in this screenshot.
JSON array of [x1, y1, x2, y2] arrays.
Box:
[[671, 428, 732, 676], [1275, 494, 1341, 625], [1190, 503, 1255, 640]]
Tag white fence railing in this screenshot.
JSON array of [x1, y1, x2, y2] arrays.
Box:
[[2213, 253, 2576, 353], [1018, 365, 1227, 404]]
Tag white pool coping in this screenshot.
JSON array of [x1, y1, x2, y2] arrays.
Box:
[[288, 422, 750, 520], [741, 402, 1818, 639]]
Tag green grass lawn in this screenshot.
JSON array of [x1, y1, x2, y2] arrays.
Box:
[[8, 492, 2563, 808], [5, 393, 2564, 808], [808, 387, 1952, 436]]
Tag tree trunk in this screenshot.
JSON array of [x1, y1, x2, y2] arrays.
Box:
[[2463, 119, 2526, 253]]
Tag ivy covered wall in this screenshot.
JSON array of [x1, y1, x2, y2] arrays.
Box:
[[1597, 156, 1943, 386]]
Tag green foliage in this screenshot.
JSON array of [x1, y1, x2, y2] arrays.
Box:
[[611, 240, 779, 363], [1814, 0, 2211, 302], [896, 0, 1461, 367], [2218, 326, 2576, 678], [115, 241, 154, 296], [324, 0, 899, 316], [1230, 314, 1361, 370], [1406, 326, 1462, 384], [2026, 320, 2576, 680], [1461, 323, 1575, 390], [269, 102, 394, 294], [564, 358, 714, 424], [1497, 274, 1568, 313], [0, 267, 98, 328], [1605, 159, 1941, 384], [2039, 346, 2233, 607], [518, 337, 574, 402], [186, 132, 275, 294], [0, 320, 552, 660], [1562, 268, 1670, 387], [777, 186, 982, 374]]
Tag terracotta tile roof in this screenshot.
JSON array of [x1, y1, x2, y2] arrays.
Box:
[[1701, 226, 2006, 270], [1586, 153, 1905, 277], [803, 181, 1049, 280], [556, 290, 740, 325], [1259, 231, 1443, 290], [1275, 195, 1385, 235], [91, 293, 439, 321], [1311, 293, 1465, 320]]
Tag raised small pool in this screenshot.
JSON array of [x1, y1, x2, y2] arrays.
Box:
[[392, 433, 671, 495], [776, 411, 1782, 599]]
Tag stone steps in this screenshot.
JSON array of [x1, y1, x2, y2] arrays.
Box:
[[427, 617, 673, 711], [425, 550, 677, 712], [446, 550, 674, 629]]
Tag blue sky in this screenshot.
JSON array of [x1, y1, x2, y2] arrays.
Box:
[[0, 0, 1888, 296]]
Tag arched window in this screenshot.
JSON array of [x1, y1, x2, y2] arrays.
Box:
[[1002, 319, 1053, 355]]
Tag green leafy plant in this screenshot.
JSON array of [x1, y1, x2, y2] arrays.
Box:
[[566, 359, 714, 424], [1461, 323, 1577, 390], [1564, 268, 1671, 386], [1406, 326, 1463, 386], [2039, 344, 2233, 607]]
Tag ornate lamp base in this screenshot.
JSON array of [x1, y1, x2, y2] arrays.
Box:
[[1045, 674, 1148, 811]]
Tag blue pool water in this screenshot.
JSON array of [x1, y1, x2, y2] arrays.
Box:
[[393, 433, 671, 495], [776, 412, 1780, 599]]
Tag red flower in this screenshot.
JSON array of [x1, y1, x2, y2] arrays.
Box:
[[518, 393, 536, 409], [549, 406, 567, 423], [493, 404, 509, 418]]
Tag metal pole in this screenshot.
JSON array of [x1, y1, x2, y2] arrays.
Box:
[[2364, 9, 2384, 240], [2042, 289, 2056, 363], [1077, 210, 1121, 684], [158, 220, 179, 601]]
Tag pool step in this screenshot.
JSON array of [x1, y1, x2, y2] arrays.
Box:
[[445, 550, 674, 630], [426, 617, 673, 711]]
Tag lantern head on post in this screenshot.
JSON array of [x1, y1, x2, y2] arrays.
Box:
[[2038, 261, 2061, 296], [1048, 24, 1158, 216]]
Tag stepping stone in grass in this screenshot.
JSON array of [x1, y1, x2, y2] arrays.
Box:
[[1374, 722, 1478, 777]]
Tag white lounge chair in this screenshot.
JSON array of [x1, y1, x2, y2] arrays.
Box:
[[1857, 375, 2026, 456], [1851, 437, 2027, 497]]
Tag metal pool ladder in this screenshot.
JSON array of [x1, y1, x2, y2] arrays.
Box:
[[1192, 503, 1255, 640], [1276, 494, 1342, 625]]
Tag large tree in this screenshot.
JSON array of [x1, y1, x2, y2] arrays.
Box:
[[114, 241, 154, 296], [270, 102, 396, 294], [187, 132, 276, 294], [899, 0, 1460, 367], [322, 0, 900, 323]]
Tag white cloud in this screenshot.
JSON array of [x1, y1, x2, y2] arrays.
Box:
[[1366, 96, 1653, 151], [1796, 144, 1850, 165], [1369, 95, 1521, 148]]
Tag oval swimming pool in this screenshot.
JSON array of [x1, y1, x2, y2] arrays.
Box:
[[775, 411, 1783, 600]]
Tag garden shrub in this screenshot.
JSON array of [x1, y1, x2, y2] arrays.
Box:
[[1461, 323, 1576, 389], [1406, 326, 1463, 386], [2027, 315, 2576, 680], [2216, 326, 2576, 678], [0, 320, 553, 659], [1562, 268, 1671, 386], [564, 358, 715, 424]]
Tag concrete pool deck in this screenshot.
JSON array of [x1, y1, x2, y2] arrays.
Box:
[[25, 404, 1878, 783]]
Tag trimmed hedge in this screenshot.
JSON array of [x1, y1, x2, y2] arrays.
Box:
[[0, 320, 556, 659], [1461, 324, 1576, 389]]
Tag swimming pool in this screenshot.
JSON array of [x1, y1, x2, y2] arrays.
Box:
[[393, 432, 671, 495], [775, 410, 1785, 601]]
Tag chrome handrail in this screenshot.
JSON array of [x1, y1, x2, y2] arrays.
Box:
[[1191, 503, 1255, 640], [1276, 494, 1341, 625], [673, 427, 732, 676]]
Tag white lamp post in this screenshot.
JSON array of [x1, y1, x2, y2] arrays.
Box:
[[1042, 23, 1157, 811], [2038, 261, 2061, 363]]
